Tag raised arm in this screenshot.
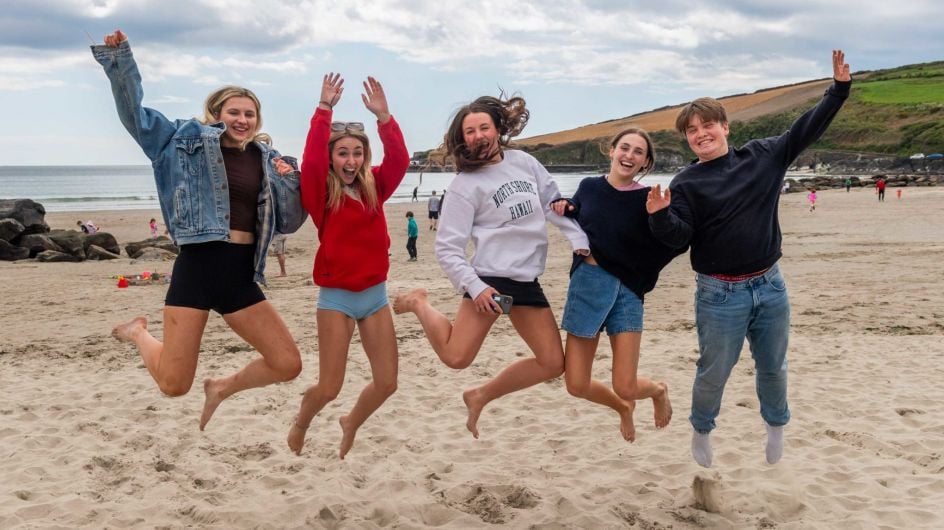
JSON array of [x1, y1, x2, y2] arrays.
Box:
[[780, 49, 852, 163], [300, 73, 343, 230], [647, 184, 693, 249], [90, 30, 177, 161], [363, 77, 409, 201]]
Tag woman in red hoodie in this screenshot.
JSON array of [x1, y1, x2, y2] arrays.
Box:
[[288, 73, 409, 458]]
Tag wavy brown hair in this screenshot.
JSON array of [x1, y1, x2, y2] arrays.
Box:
[[675, 97, 728, 135], [443, 94, 529, 172], [325, 130, 379, 212]]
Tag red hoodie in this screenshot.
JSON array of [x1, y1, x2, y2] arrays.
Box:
[[300, 107, 409, 291]]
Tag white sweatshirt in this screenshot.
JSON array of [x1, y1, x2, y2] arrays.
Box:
[[435, 149, 590, 300]]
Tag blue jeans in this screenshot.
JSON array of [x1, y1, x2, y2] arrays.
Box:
[[690, 263, 790, 433]]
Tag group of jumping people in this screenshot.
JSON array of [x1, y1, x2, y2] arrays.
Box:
[[98, 30, 851, 467]]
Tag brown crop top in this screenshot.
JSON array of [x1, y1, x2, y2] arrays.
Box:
[[221, 145, 263, 232]]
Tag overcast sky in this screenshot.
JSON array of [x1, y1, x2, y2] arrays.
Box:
[[1, 0, 942, 165]]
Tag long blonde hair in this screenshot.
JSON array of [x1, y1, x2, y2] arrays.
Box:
[[326, 130, 379, 212], [201, 86, 271, 148]]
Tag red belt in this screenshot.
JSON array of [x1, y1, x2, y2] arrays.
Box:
[[708, 267, 770, 282]]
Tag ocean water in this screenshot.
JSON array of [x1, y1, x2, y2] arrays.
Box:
[[0, 165, 675, 213]]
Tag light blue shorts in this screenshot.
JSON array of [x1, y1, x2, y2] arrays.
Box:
[[561, 261, 644, 338], [317, 282, 389, 320]]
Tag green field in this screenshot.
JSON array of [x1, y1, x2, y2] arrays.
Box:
[[856, 78, 944, 104]]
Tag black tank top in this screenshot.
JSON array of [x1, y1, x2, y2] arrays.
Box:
[[221, 145, 263, 232]]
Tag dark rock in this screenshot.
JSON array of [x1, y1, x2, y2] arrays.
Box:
[[131, 247, 178, 261], [0, 218, 26, 242], [125, 236, 179, 258], [46, 229, 87, 259], [87, 245, 121, 260], [36, 250, 82, 262], [17, 233, 65, 258], [84, 232, 120, 255], [0, 199, 49, 235], [0, 239, 30, 260]]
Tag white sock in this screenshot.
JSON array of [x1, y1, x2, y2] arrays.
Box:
[[691, 430, 713, 468], [766, 424, 784, 464]]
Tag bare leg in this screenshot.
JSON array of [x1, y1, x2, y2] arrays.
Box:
[[463, 306, 565, 438], [287, 309, 354, 455], [200, 300, 302, 430], [564, 334, 636, 442], [277, 254, 287, 277], [338, 306, 399, 459], [610, 332, 672, 429], [393, 289, 496, 369], [112, 307, 209, 397]]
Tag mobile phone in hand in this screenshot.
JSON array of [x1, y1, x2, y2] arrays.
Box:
[[491, 293, 513, 315]]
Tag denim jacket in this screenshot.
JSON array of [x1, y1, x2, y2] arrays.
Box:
[[91, 41, 306, 284]]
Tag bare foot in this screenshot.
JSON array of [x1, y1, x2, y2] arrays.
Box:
[[392, 288, 428, 315], [200, 378, 228, 431], [462, 388, 486, 439], [339, 415, 357, 460], [287, 419, 309, 455], [652, 382, 672, 429], [619, 400, 637, 442], [111, 316, 147, 343]]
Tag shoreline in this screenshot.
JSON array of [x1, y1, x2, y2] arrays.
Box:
[[3, 189, 944, 527]]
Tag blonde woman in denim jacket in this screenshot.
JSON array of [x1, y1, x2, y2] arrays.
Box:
[[96, 30, 306, 431]]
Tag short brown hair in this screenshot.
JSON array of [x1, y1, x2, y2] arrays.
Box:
[[675, 97, 728, 134]]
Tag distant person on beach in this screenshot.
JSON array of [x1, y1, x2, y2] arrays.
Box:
[[549, 128, 684, 442], [406, 211, 418, 261], [149, 218, 159, 239], [412, 185, 419, 202], [897, 188, 902, 200], [288, 72, 409, 458], [876, 177, 886, 201], [808, 189, 817, 212], [77, 220, 98, 234], [270, 233, 288, 277], [394, 93, 589, 438], [428, 190, 442, 230], [844, 177, 852, 192], [781, 181, 790, 194], [97, 30, 307, 431], [647, 50, 852, 467]]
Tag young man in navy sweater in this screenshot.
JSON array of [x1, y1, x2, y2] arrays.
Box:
[[647, 50, 851, 468]]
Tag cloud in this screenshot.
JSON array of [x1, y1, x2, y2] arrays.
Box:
[[1, 0, 942, 95]]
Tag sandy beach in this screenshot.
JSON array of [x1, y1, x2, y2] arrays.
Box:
[[2, 186, 943, 528]]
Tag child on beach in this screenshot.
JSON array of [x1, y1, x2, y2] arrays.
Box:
[[647, 50, 852, 467], [550, 128, 684, 442], [98, 30, 307, 431], [289, 73, 410, 458], [406, 211, 418, 261], [808, 189, 817, 212], [394, 94, 589, 438], [149, 218, 159, 239]]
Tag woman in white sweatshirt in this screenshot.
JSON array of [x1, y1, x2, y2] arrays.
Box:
[[394, 95, 589, 438]]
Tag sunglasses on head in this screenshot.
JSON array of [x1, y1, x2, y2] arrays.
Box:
[[330, 121, 365, 132]]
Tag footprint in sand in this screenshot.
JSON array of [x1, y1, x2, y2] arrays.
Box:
[[692, 474, 724, 513]]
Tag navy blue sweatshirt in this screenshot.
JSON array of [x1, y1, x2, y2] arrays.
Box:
[[648, 80, 851, 275], [565, 177, 686, 301]]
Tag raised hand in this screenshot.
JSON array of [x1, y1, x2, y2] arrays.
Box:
[[646, 184, 671, 213], [320, 73, 344, 110], [103, 30, 127, 47], [361, 76, 390, 123], [833, 49, 851, 82]]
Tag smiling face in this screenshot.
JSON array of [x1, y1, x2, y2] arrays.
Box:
[[608, 133, 651, 184], [331, 136, 366, 185], [462, 112, 501, 162], [217, 96, 258, 148], [685, 114, 730, 163]]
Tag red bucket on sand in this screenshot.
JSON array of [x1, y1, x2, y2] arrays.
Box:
[[117, 277, 129, 288]]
